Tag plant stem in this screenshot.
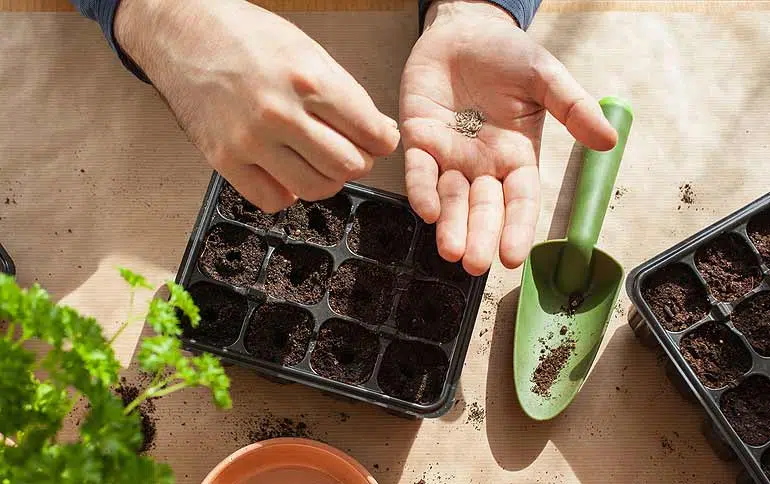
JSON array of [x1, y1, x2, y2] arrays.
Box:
[[123, 374, 178, 415], [144, 382, 188, 400], [4, 322, 14, 341]]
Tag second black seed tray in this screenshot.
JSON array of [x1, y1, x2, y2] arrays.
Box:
[[627, 192, 770, 484], [175, 173, 489, 418]]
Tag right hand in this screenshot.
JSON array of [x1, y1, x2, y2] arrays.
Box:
[[115, 0, 400, 212]]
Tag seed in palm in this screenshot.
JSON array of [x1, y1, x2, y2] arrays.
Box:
[[451, 109, 485, 138]]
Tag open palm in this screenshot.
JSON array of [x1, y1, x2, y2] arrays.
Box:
[[400, 2, 617, 276]]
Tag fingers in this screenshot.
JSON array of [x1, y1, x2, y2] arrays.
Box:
[[463, 176, 504, 276], [533, 53, 618, 152], [258, 145, 343, 201], [218, 163, 297, 214], [405, 147, 440, 223], [436, 170, 470, 263], [305, 74, 400, 157], [500, 165, 540, 269], [291, 115, 375, 182]]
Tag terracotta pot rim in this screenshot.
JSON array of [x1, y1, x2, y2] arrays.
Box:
[[201, 437, 376, 484]]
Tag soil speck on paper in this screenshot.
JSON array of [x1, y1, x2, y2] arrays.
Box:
[[116, 379, 157, 453], [465, 402, 486, 430], [451, 109, 485, 138], [241, 413, 317, 443], [679, 183, 696, 205], [531, 338, 577, 398]]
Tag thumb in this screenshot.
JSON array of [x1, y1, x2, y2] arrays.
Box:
[[533, 52, 618, 151]]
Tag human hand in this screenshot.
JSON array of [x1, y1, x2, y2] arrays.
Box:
[[115, 0, 400, 212], [400, 0, 617, 276]]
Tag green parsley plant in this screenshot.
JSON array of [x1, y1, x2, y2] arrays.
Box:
[[0, 269, 231, 484]]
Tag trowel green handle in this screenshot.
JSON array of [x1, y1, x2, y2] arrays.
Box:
[[555, 97, 633, 295]]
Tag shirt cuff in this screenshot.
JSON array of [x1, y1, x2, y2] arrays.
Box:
[[418, 0, 542, 32], [74, 0, 152, 83]]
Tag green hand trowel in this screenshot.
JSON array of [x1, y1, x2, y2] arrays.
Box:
[[514, 96, 633, 421]]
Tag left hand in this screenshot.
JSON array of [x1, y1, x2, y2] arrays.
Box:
[[400, 0, 618, 276]]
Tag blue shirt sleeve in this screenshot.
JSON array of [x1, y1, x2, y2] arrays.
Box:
[[72, 0, 541, 82], [69, 0, 151, 83], [418, 0, 542, 32]]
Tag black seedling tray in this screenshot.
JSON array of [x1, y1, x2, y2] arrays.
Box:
[[0, 243, 14, 275], [627, 192, 770, 484], [175, 172, 489, 418]]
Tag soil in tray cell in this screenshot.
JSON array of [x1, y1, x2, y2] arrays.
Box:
[[280, 195, 350, 246], [679, 322, 751, 389], [762, 450, 770, 478], [217, 182, 278, 231], [199, 224, 266, 288], [265, 244, 332, 305], [695, 233, 762, 302], [347, 201, 415, 265], [329, 259, 395, 324], [395, 280, 465, 343], [414, 224, 472, 285], [731, 292, 770, 356], [720, 375, 770, 447], [748, 208, 770, 263], [182, 282, 249, 348], [642, 263, 710, 332], [244, 303, 313, 366], [378, 340, 448, 405], [310, 319, 379, 384]]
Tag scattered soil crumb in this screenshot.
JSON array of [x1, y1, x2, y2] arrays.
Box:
[[465, 402, 486, 430], [560, 292, 585, 317], [614, 187, 628, 200], [116, 378, 157, 453], [240, 413, 318, 443], [451, 109, 485, 138], [560, 325, 568, 336], [532, 339, 577, 397], [679, 183, 696, 205], [415, 480, 426, 484], [479, 328, 489, 337], [661, 436, 674, 455]]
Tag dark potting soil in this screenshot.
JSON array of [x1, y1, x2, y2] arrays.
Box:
[[217, 182, 277, 231], [199, 224, 266, 288], [280, 195, 350, 246], [183, 282, 248, 347], [265, 244, 331, 305], [748, 208, 770, 262], [560, 292, 585, 318], [694, 233, 761, 302], [679, 322, 751, 389], [329, 259, 395, 324], [414, 224, 472, 284], [642, 263, 710, 332], [245, 414, 315, 443], [720, 375, 770, 446], [377, 340, 448, 405], [731, 292, 770, 356], [531, 339, 576, 398], [348, 202, 415, 265], [116, 379, 156, 453], [310, 319, 379, 384], [395, 280, 465, 343], [244, 303, 313, 366]]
